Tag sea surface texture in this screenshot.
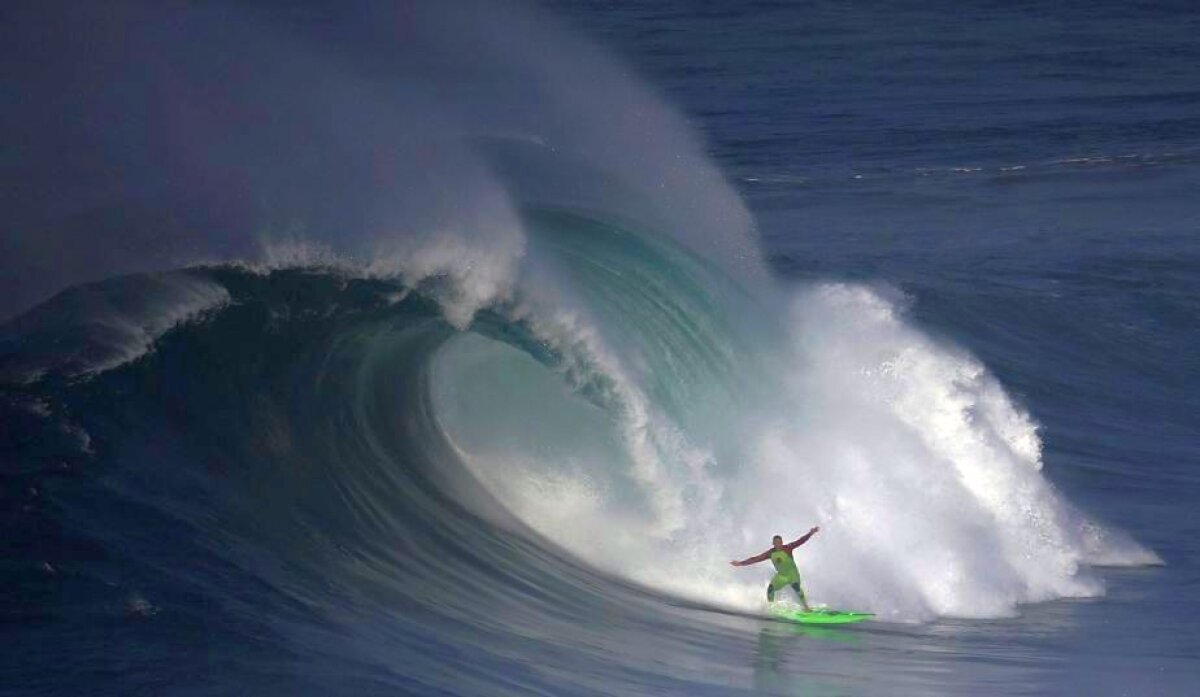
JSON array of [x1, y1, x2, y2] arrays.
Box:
[[3, 1, 1197, 695]]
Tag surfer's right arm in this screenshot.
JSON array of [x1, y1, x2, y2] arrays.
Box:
[[729, 549, 771, 567]]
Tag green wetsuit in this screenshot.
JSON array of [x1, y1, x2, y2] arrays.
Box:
[[767, 547, 806, 604], [735, 530, 818, 604], [769, 548, 801, 590]]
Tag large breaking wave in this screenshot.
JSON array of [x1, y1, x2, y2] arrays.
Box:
[[2, 1, 1160, 691], [4, 207, 1156, 625]]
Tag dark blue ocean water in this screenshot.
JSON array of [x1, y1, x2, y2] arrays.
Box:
[[3, 1, 1198, 695]]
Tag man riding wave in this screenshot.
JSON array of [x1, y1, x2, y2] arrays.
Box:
[[730, 526, 820, 610]]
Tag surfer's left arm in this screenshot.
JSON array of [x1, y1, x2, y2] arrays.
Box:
[[785, 526, 820, 551]]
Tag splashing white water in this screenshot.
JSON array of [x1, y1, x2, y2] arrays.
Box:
[[431, 275, 1159, 622]]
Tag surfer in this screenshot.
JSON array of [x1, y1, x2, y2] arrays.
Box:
[[730, 527, 820, 610]]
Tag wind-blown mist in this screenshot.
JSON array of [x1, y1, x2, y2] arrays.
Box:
[[3, 0, 758, 321], [3, 0, 1157, 630]]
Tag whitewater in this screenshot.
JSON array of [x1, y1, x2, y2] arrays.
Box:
[[4, 1, 1195, 695]]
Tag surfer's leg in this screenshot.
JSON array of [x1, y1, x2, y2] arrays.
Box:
[[767, 573, 787, 603], [791, 583, 811, 611]]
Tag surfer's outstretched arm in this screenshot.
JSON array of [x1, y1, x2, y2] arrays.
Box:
[[729, 549, 772, 567], [785, 526, 820, 551]]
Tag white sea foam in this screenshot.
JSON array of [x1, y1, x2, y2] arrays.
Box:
[[431, 274, 1159, 622]]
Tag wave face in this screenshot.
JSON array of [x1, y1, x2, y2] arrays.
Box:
[[2, 215, 1157, 691], [2, 0, 1166, 694]]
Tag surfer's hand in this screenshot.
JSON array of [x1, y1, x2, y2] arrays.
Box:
[[729, 560, 741, 567], [810, 526, 820, 535]]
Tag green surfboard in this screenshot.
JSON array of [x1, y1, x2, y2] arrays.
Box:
[[770, 606, 873, 625]]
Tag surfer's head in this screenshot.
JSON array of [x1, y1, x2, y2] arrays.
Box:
[[772, 535, 783, 548]]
